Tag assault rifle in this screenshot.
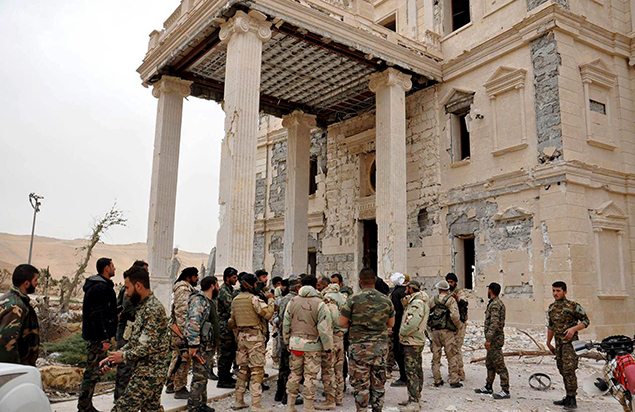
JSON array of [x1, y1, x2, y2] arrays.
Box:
[[167, 324, 212, 378]]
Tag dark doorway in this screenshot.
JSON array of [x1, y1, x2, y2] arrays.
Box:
[[307, 250, 317, 276], [462, 236, 475, 289], [362, 219, 378, 275]]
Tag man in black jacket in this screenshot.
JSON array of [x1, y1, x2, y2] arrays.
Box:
[[77, 257, 117, 412], [389, 272, 408, 387]]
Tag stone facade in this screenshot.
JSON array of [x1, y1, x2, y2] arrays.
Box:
[[143, 0, 635, 335], [245, 2, 635, 335]]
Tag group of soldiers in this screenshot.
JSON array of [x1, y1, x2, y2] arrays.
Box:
[[0, 260, 591, 412]]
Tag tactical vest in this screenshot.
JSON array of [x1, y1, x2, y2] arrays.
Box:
[[289, 295, 321, 340], [232, 293, 260, 327]]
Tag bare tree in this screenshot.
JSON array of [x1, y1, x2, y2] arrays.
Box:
[[60, 205, 126, 312]]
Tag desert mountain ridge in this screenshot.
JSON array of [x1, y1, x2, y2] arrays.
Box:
[[0, 232, 210, 280]]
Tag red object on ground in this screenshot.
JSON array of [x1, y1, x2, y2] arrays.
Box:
[[614, 354, 635, 393]]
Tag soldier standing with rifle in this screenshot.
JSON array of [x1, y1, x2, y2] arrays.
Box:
[[228, 273, 274, 412], [114, 260, 147, 401], [185, 275, 220, 412], [166, 267, 200, 398]]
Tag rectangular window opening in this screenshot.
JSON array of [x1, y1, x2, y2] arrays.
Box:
[[309, 156, 318, 195], [307, 250, 317, 276], [451, 0, 471, 31], [379, 14, 397, 32], [451, 109, 471, 161], [455, 235, 475, 290], [589, 99, 606, 115]]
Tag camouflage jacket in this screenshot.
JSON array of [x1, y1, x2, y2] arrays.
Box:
[[121, 293, 170, 369], [0, 288, 39, 366], [170, 280, 195, 331], [341, 288, 395, 344], [399, 291, 430, 346], [218, 282, 238, 331], [283, 286, 333, 352], [484, 296, 506, 345], [321, 283, 347, 334], [185, 290, 220, 349], [547, 298, 590, 342]]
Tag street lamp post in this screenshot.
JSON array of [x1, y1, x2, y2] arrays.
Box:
[[27, 193, 43, 265]]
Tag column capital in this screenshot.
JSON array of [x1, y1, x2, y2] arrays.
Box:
[[219, 10, 272, 45], [369, 68, 412, 93], [152, 75, 192, 98], [282, 110, 317, 129]]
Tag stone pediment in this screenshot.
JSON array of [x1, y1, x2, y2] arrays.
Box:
[[484, 66, 527, 97], [579, 59, 616, 89], [441, 88, 475, 113], [591, 201, 625, 219], [589, 201, 626, 231], [493, 206, 532, 222]]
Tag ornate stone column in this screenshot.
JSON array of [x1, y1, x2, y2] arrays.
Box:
[[215, 10, 271, 274], [282, 110, 316, 276], [369, 68, 412, 279], [147, 75, 192, 308]]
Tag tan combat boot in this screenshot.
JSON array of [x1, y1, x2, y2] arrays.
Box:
[[250, 398, 271, 412], [315, 395, 336, 410], [231, 391, 249, 410], [303, 398, 315, 412], [286, 395, 298, 412]]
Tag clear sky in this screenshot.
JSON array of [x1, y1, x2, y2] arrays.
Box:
[[0, 0, 223, 253]]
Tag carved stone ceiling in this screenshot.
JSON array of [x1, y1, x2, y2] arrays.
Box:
[[185, 29, 406, 125]]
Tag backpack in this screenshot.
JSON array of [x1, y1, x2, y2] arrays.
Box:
[[427, 295, 457, 332]]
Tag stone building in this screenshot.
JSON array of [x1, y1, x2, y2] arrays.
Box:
[[139, 0, 635, 335]]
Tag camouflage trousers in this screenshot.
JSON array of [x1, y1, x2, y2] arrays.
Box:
[[555, 340, 579, 396], [188, 348, 214, 410], [78, 341, 107, 411], [485, 343, 509, 392], [114, 339, 132, 400], [167, 341, 191, 391], [217, 329, 237, 383], [403, 345, 423, 402], [321, 349, 335, 399], [455, 321, 466, 380], [386, 332, 395, 375], [235, 330, 266, 404], [430, 329, 460, 385], [349, 341, 388, 412], [288, 350, 321, 401], [112, 365, 167, 412], [332, 333, 346, 403]]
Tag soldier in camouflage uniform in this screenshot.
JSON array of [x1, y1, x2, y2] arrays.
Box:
[[398, 280, 429, 410], [166, 267, 199, 398], [228, 272, 274, 412], [217, 266, 239, 388], [0, 264, 40, 366], [475, 282, 510, 399], [275, 276, 301, 405], [185, 276, 220, 412], [447, 272, 468, 381], [114, 260, 147, 401], [283, 275, 333, 412], [102, 265, 171, 412], [547, 281, 590, 410], [317, 281, 347, 409], [428, 280, 462, 388], [340, 269, 395, 412]]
